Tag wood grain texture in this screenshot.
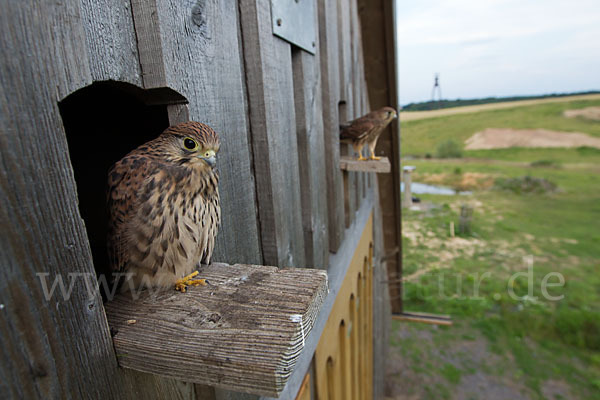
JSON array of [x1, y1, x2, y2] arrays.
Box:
[[292, 47, 330, 270], [350, 0, 366, 207], [167, 103, 191, 125], [371, 177, 392, 400], [340, 156, 391, 173], [1, 2, 206, 399], [239, 0, 305, 267], [0, 1, 114, 398], [78, 0, 143, 85], [130, 0, 167, 88], [104, 263, 328, 397], [318, 0, 345, 252], [338, 0, 357, 229], [357, 0, 403, 313], [154, 0, 262, 265], [361, 77, 373, 193]]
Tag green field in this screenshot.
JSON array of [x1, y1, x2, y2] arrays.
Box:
[[386, 99, 600, 399]]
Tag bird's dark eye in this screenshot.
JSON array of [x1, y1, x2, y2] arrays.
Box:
[[183, 137, 198, 151]]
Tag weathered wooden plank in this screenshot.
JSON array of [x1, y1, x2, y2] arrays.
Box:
[[167, 103, 191, 125], [291, 46, 329, 269], [104, 263, 328, 397], [130, 0, 167, 88], [338, 0, 357, 229], [343, 170, 355, 228], [371, 180, 391, 400], [340, 156, 391, 173], [337, 0, 354, 119], [1, 2, 207, 399], [154, 0, 262, 265], [361, 76, 373, 192], [318, 0, 345, 252], [239, 0, 305, 267], [392, 313, 453, 326], [350, 0, 366, 208], [0, 2, 117, 399], [78, 0, 143, 85]]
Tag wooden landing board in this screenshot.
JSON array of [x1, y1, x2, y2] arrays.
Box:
[[339, 155, 391, 173], [104, 263, 328, 397]]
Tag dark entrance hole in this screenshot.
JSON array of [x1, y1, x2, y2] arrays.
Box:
[[59, 81, 187, 287]]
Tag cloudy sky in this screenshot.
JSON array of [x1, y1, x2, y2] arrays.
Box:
[[395, 0, 600, 105]]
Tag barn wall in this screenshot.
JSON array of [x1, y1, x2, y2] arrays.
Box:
[[0, 0, 392, 398]]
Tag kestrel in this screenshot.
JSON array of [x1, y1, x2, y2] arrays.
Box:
[[340, 106, 397, 160], [107, 121, 221, 293]]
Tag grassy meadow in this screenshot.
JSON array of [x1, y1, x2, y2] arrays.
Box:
[[386, 98, 600, 399]]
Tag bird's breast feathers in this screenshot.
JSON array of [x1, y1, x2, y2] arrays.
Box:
[[112, 163, 220, 285]]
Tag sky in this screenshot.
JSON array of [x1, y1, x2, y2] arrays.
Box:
[[395, 0, 600, 105]]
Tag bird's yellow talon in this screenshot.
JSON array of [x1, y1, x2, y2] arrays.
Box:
[[175, 271, 207, 292], [370, 156, 381, 160], [357, 155, 367, 161]]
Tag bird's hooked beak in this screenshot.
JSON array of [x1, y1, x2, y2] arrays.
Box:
[[199, 149, 217, 168]]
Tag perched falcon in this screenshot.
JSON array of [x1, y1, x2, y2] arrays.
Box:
[[107, 121, 221, 292], [340, 106, 397, 160]]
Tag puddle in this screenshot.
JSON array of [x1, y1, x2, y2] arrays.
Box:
[[401, 182, 472, 195]]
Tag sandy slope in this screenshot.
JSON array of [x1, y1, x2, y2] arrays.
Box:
[[564, 106, 600, 121], [464, 128, 600, 150]]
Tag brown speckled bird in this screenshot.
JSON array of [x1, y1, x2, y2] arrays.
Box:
[[107, 121, 221, 292], [340, 106, 397, 160]]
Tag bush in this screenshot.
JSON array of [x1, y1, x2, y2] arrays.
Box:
[[530, 159, 561, 168], [554, 308, 600, 350], [436, 140, 463, 158], [494, 176, 557, 194]]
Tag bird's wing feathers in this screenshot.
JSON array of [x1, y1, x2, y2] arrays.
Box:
[[340, 118, 378, 141], [107, 154, 161, 273]]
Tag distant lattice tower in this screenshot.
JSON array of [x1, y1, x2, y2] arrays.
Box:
[[431, 73, 442, 107]]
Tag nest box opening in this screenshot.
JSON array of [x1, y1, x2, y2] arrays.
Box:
[[58, 81, 187, 290]]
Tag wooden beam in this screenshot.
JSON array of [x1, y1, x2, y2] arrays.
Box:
[[291, 46, 329, 269], [79, 0, 143, 85], [339, 156, 391, 173], [239, 0, 306, 267], [392, 312, 453, 326], [357, 0, 403, 314], [130, 0, 167, 88], [104, 263, 328, 397]]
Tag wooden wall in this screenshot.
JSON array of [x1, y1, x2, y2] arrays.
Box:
[[0, 0, 393, 398]]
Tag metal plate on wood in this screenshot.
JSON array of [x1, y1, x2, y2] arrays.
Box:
[[271, 0, 316, 54]]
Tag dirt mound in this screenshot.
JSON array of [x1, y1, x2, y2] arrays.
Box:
[[465, 128, 600, 150], [564, 106, 600, 121]]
